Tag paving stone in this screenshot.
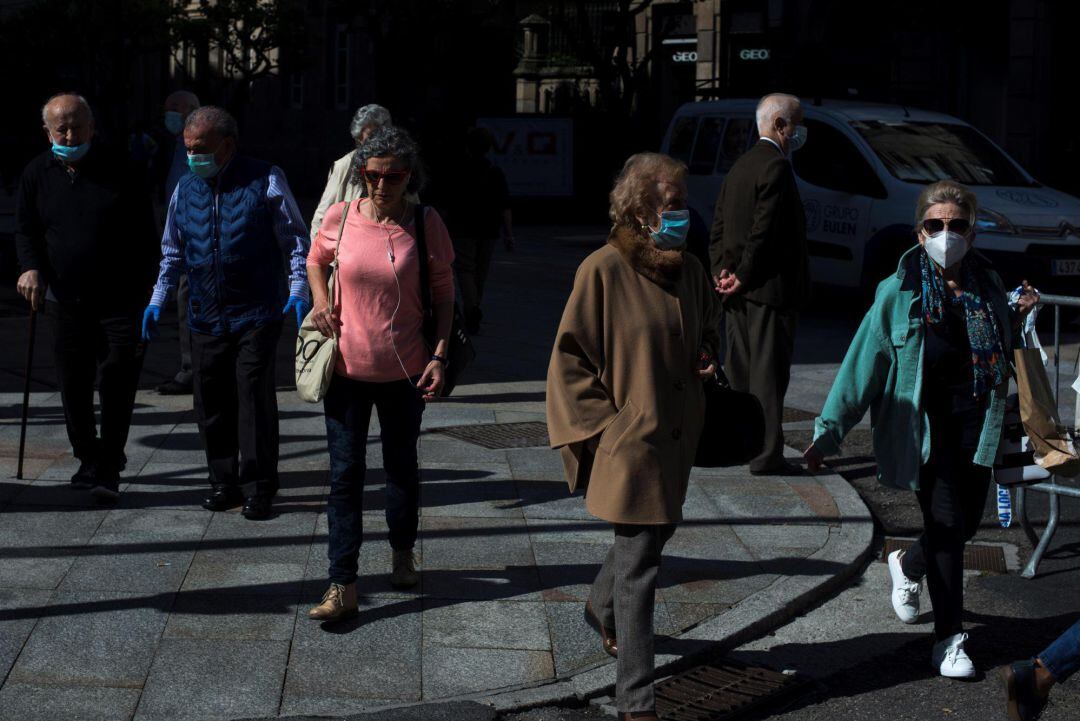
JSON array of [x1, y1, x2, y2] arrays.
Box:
[[7, 590, 168, 687], [164, 592, 298, 641], [420, 477, 523, 519], [0, 556, 78, 589], [422, 567, 542, 602], [422, 645, 554, 699], [532, 541, 610, 602], [732, 523, 830, 552], [198, 510, 317, 565], [284, 598, 422, 703], [134, 461, 209, 483], [420, 405, 497, 429], [0, 682, 141, 721], [525, 518, 611, 546], [543, 600, 613, 676], [60, 549, 195, 593], [421, 516, 533, 569], [423, 600, 550, 650], [278, 695, 391, 718], [135, 638, 289, 721], [181, 558, 307, 596], [506, 448, 565, 479], [662, 601, 731, 634], [419, 437, 509, 465], [118, 483, 209, 511], [514, 479, 591, 521], [0, 589, 51, 682], [13, 478, 133, 508]]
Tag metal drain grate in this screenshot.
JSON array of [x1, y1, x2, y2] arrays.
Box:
[[430, 421, 550, 449], [654, 660, 809, 721], [882, 538, 1008, 574]]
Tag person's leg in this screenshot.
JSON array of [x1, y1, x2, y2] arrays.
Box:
[[47, 301, 100, 465], [913, 460, 968, 641], [175, 275, 193, 385], [373, 378, 425, 551], [1039, 618, 1080, 683], [473, 235, 497, 307], [900, 463, 936, 581], [235, 320, 283, 499], [96, 309, 143, 475], [745, 301, 796, 472], [722, 298, 750, 392], [588, 544, 618, 631], [323, 375, 374, 585], [454, 235, 481, 331], [190, 329, 241, 491], [613, 523, 676, 714]]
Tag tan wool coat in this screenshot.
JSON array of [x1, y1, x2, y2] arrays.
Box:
[[546, 226, 722, 524]]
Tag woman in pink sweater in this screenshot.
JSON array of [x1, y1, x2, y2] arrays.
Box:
[[305, 126, 455, 622]]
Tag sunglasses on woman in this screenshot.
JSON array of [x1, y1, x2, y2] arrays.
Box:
[[922, 218, 970, 234], [361, 169, 409, 185]]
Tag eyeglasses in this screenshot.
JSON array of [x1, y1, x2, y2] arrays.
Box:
[[361, 169, 409, 185], [921, 218, 970, 234]]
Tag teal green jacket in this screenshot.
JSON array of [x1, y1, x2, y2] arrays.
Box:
[[812, 248, 1014, 491]]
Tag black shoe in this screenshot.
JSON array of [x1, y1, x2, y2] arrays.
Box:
[[750, 461, 805, 477], [202, 486, 244, 512], [90, 466, 120, 502], [157, 379, 193, 395], [70, 460, 97, 489], [241, 494, 273, 520], [1000, 660, 1049, 721]]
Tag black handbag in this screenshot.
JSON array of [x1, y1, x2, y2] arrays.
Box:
[[694, 366, 765, 467], [415, 204, 475, 397]]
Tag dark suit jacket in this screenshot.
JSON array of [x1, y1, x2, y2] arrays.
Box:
[[708, 140, 810, 309]]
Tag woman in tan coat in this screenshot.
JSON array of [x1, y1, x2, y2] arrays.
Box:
[[546, 153, 721, 721]]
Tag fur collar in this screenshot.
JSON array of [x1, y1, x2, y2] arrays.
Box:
[[607, 225, 684, 290]]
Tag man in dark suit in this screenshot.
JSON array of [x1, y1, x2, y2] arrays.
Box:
[[709, 93, 810, 475]]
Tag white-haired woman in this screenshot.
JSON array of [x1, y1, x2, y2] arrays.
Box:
[[308, 103, 393, 240], [805, 180, 1038, 678], [546, 153, 720, 721]]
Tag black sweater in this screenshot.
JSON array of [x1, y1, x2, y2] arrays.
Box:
[[15, 143, 159, 308]]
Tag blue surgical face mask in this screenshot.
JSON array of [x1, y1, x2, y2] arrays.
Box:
[[648, 209, 690, 249], [187, 151, 220, 179], [52, 141, 90, 163], [164, 111, 184, 136], [787, 124, 808, 153]]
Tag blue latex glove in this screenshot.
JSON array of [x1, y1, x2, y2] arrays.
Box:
[[141, 304, 161, 341], [283, 295, 311, 327]]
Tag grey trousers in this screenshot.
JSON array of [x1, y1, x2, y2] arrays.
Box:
[[174, 275, 193, 385], [724, 296, 797, 472], [588, 523, 676, 713]]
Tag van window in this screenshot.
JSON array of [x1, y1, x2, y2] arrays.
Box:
[[668, 116, 698, 165], [690, 117, 724, 175], [850, 120, 1036, 187], [717, 118, 754, 172], [793, 119, 886, 198]]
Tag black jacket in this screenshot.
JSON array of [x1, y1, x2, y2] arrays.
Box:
[[15, 143, 159, 308], [708, 140, 810, 309]]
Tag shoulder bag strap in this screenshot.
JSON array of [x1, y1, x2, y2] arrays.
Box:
[[329, 200, 349, 324], [414, 204, 433, 319]]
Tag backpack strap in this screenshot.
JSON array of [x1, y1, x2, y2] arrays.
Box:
[[413, 204, 435, 335]]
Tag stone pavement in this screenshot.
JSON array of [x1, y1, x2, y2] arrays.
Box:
[[0, 227, 872, 720]]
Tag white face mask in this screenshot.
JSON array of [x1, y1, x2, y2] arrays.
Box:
[[787, 124, 807, 153], [923, 229, 969, 269]]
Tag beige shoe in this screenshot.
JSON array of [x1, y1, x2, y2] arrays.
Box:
[[390, 548, 419, 589], [307, 582, 358, 621]]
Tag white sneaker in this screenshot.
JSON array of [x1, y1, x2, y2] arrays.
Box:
[[887, 549, 921, 624], [932, 632, 976, 678]]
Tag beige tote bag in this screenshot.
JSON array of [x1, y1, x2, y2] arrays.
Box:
[[295, 201, 349, 403]]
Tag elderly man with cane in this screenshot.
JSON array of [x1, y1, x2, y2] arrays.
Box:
[[142, 106, 311, 520], [14, 92, 159, 499]]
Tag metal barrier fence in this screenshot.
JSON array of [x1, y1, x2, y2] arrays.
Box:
[[1015, 293, 1080, 578]]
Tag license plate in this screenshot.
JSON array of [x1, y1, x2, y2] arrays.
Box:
[[1052, 259, 1080, 276]]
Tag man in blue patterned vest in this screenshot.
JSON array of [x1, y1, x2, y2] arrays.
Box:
[[142, 106, 310, 520]]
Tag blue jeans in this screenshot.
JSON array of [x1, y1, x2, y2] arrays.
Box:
[[1041, 618, 1080, 683], [323, 374, 425, 585]]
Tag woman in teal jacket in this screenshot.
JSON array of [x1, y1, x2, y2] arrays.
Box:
[[805, 180, 1038, 679]]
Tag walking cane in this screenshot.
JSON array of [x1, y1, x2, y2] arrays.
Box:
[[17, 307, 37, 480]]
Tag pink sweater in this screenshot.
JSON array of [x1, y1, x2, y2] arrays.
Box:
[[309, 199, 455, 383]]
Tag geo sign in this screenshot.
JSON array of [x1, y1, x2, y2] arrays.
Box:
[[739, 48, 770, 61]]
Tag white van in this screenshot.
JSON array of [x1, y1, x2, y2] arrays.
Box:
[[661, 99, 1080, 294]]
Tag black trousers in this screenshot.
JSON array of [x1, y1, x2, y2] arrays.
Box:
[[723, 296, 797, 472], [453, 235, 496, 314], [47, 301, 143, 470], [190, 320, 282, 494], [901, 444, 992, 640]]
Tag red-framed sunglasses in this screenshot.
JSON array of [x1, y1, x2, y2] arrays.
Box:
[[361, 169, 409, 185]]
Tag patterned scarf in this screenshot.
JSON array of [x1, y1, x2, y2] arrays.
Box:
[[919, 250, 1007, 398]]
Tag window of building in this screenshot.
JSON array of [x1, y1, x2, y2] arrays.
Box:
[[334, 24, 350, 109], [689, 117, 724, 175], [793, 119, 886, 198], [667, 116, 698, 165], [716, 117, 754, 172]]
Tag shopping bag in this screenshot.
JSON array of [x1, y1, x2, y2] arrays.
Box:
[[295, 201, 347, 403], [1014, 346, 1080, 477], [993, 394, 1051, 487]]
